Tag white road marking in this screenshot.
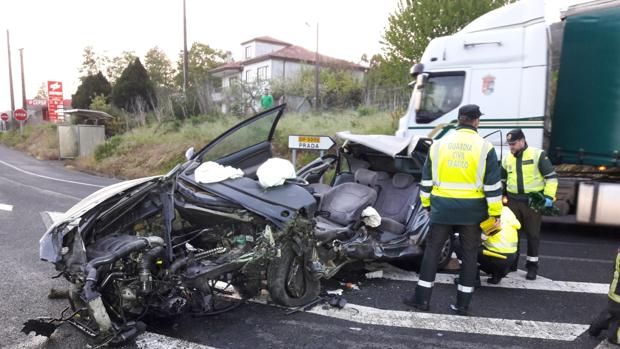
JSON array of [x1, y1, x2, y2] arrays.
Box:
[[0, 159, 105, 188], [1, 174, 81, 201], [595, 339, 616, 348], [0, 203, 13, 211], [308, 303, 589, 342], [367, 263, 609, 294], [136, 331, 220, 349]]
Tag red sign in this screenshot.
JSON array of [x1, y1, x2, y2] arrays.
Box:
[[0, 113, 8, 121], [14, 109, 27, 121], [27, 99, 48, 107], [47, 81, 64, 122]]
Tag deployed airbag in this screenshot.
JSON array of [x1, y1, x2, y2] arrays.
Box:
[[256, 158, 296, 188], [194, 161, 244, 184]]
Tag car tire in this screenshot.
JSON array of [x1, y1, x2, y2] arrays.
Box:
[[436, 236, 454, 270], [267, 242, 320, 307]]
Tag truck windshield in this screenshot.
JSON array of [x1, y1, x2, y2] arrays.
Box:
[[416, 73, 465, 124]]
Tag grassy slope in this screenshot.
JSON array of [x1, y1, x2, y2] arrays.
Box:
[[1, 110, 400, 179]]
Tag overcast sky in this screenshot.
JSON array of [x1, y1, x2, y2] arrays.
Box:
[[0, 0, 400, 110], [0, 0, 588, 111]]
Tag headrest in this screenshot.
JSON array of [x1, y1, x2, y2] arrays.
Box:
[[392, 173, 415, 189], [354, 168, 378, 187]]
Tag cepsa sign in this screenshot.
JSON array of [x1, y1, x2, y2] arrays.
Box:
[[288, 135, 335, 150]]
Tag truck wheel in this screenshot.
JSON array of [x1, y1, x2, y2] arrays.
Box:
[[267, 242, 320, 307]]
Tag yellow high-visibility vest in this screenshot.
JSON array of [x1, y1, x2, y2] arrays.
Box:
[[609, 250, 620, 304], [483, 206, 519, 254], [502, 147, 557, 199], [429, 128, 493, 200]]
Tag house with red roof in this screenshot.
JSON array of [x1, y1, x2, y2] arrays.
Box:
[[209, 36, 366, 112]]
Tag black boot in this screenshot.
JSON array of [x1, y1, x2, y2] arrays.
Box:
[[526, 261, 538, 280], [487, 274, 502, 284], [588, 310, 613, 337], [449, 290, 473, 316], [403, 285, 432, 311]]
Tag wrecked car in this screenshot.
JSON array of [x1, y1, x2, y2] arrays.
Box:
[[28, 104, 452, 345]]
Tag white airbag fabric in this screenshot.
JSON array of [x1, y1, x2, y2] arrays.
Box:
[[256, 158, 296, 188], [361, 206, 382, 227], [194, 161, 244, 184]]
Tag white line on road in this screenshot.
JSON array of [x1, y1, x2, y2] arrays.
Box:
[[1, 173, 81, 201], [0, 159, 105, 188], [308, 303, 589, 342], [136, 331, 220, 349], [0, 203, 13, 211], [595, 339, 616, 348], [522, 254, 614, 264], [368, 263, 609, 294]]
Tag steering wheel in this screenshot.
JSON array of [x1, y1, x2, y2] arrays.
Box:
[[285, 177, 310, 186]]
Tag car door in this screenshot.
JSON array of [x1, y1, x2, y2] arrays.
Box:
[[191, 105, 285, 178]]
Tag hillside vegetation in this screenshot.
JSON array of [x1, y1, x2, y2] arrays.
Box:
[[1, 109, 400, 179]]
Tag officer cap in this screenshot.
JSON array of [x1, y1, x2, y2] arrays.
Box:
[[458, 104, 483, 119], [506, 129, 525, 143]]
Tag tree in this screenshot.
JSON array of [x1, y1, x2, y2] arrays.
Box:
[[71, 72, 112, 109], [378, 0, 515, 86], [34, 82, 48, 99], [111, 58, 156, 112], [175, 42, 227, 87], [79, 46, 107, 76], [106, 51, 138, 84], [145, 46, 176, 88]]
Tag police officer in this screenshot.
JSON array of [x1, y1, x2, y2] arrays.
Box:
[[588, 248, 620, 344], [403, 104, 503, 316], [502, 129, 558, 280], [478, 205, 520, 284]]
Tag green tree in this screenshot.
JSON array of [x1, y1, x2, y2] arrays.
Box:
[[378, 0, 514, 86], [71, 72, 112, 109], [106, 51, 138, 84], [111, 58, 156, 112], [145, 46, 176, 88], [34, 82, 48, 99], [79, 46, 107, 76], [175, 42, 227, 87]]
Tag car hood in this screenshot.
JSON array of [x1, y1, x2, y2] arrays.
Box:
[[336, 131, 423, 158], [40, 176, 161, 262]]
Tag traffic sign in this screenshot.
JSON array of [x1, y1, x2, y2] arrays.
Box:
[[0, 112, 8, 122], [288, 135, 335, 150], [14, 108, 27, 121]]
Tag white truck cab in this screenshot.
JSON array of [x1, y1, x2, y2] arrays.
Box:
[[396, 0, 547, 156]]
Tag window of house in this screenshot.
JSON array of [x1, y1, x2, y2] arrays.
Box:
[[245, 46, 251, 59], [245, 69, 253, 82], [257, 66, 269, 81], [228, 76, 238, 86]]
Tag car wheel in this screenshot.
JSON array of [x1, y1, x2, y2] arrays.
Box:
[[267, 242, 320, 307], [436, 236, 454, 270]]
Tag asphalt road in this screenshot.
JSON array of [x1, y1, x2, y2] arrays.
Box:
[[2, 144, 619, 349]]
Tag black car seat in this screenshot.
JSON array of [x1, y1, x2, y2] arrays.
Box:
[[373, 173, 419, 240], [313, 169, 379, 242]]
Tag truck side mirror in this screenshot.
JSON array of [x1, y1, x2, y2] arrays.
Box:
[[413, 73, 428, 111]]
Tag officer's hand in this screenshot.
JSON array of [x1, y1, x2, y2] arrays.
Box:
[[544, 198, 553, 208]]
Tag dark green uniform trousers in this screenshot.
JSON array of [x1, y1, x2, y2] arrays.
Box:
[[507, 197, 542, 269]]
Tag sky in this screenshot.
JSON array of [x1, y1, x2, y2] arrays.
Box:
[[0, 0, 400, 111], [0, 0, 591, 112]]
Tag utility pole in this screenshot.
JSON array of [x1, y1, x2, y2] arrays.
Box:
[[314, 23, 320, 112], [182, 0, 190, 94], [6, 30, 15, 123], [19, 48, 26, 109]]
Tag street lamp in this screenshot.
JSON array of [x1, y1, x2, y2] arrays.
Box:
[[305, 22, 319, 111]]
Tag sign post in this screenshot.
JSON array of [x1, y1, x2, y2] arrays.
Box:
[[287, 134, 335, 175], [13, 108, 27, 134]]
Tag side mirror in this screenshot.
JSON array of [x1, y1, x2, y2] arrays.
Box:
[[413, 73, 428, 111], [185, 147, 195, 161]]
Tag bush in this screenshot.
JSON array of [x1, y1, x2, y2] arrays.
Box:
[[94, 136, 122, 161]]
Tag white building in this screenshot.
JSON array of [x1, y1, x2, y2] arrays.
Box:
[[209, 36, 365, 112]]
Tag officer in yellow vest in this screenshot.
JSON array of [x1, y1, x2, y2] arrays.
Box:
[[479, 205, 520, 284], [588, 248, 620, 344], [403, 104, 503, 316], [502, 129, 558, 280]]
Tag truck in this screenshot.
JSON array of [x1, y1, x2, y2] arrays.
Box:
[[396, 0, 620, 227]]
